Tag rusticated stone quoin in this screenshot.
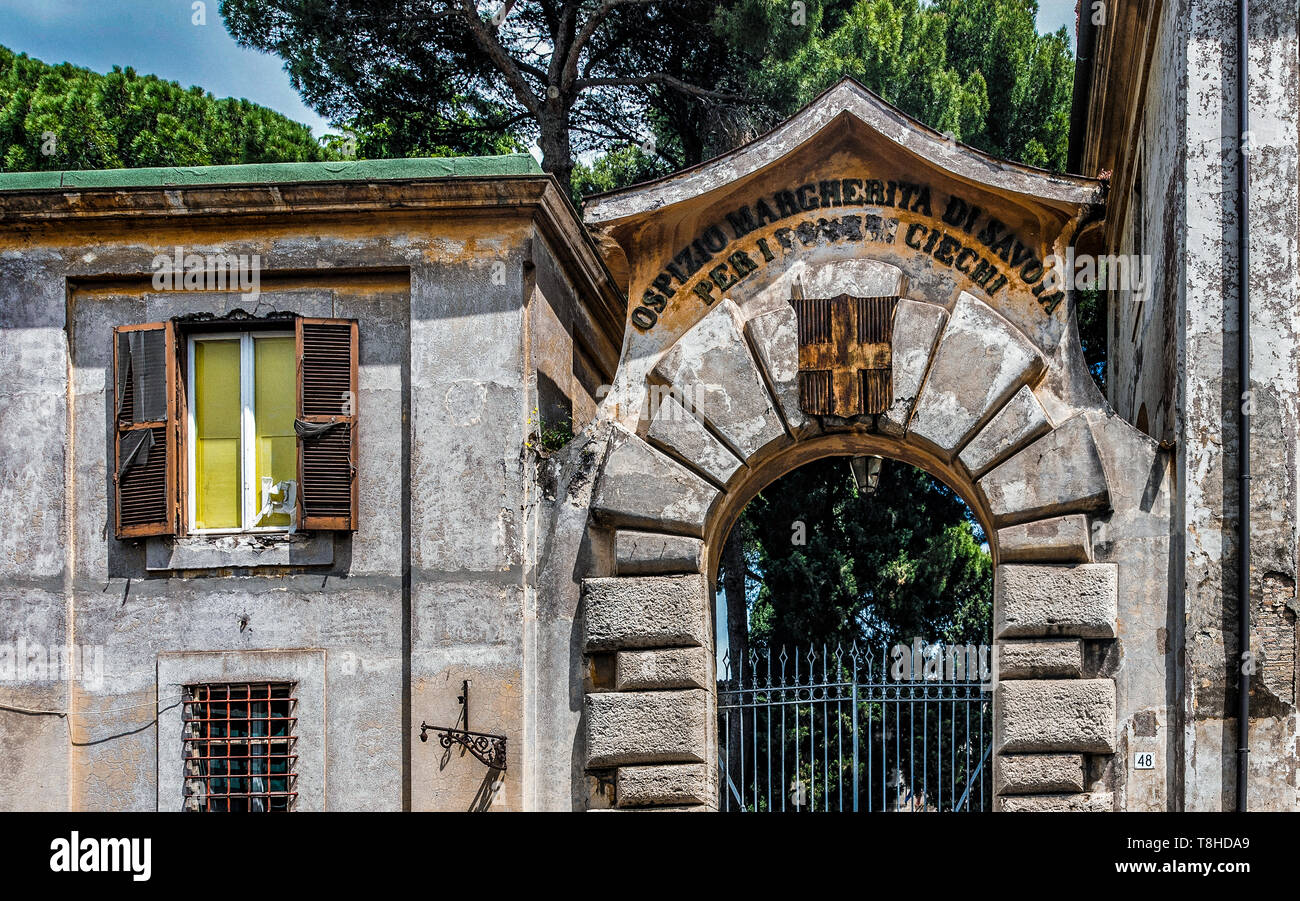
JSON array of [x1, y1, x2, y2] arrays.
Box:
[[616, 763, 710, 807], [995, 754, 1086, 795], [997, 679, 1116, 754], [616, 647, 709, 690], [1000, 792, 1113, 812], [583, 574, 709, 651], [585, 689, 709, 767], [995, 563, 1118, 638], [614, 530, 704, 575], [997, 514, 1092, 563], [998, 639, 1084, 678]]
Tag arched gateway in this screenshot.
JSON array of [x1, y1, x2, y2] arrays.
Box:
[[565, 80, 1170, 811]]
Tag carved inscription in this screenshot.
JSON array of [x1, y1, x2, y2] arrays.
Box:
[[630, 177, 1064, 331]]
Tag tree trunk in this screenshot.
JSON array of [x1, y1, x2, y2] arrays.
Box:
[[537, 98, 575, 200], [721, 523, 749, 807]]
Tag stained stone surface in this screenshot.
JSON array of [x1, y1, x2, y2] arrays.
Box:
[[995, 754, 1087, 795], [585, 689, 709, 766], [645, 391, 744, 485], [616, 763, 710, 807], [998, 639, 1085, 678], [878, 299, 948, 437], [653, 302, 786, 459], [997, 514, 1092, 563], [582, 574, 709, 651], [978, 415, 1110, 525], [995, 563, 1118, 638], [1000, 792, 1113, 812], [958, 384, 1051, 476], [998, 679, 1116, 754], [591, 430, 718, 536], [615, 647, 710, 690], [907, 293, 1044, 457], [744, 305, 809, 434], [614, 530, 704, 575]]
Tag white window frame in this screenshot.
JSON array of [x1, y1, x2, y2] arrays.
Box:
[[187, 330, 294, 535]]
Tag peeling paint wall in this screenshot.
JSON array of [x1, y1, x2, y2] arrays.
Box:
[[0, 182, 619, 811], [1107, 0, 1300, 809]]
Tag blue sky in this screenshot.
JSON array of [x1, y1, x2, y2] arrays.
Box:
[[0, 0, 1078, 142], [0, 0, 333, 135]]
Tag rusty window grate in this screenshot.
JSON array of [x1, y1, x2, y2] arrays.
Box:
[[182, 682, 298, 812]]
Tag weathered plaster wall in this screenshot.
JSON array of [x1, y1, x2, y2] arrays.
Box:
[[0, 182, 618, 811], [1177, 0, 1300, 810], [1095, 0, 1300, 811], [1107, 6, 1183, 449]]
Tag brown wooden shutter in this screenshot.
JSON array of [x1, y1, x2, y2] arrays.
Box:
[[112, 322, 178, 538], [295, 318, 358, 531]]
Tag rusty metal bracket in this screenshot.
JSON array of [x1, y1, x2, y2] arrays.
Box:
[[418, 680, 507, 771]]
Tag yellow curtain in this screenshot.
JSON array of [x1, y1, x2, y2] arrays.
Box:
[[194, 339, 241, 529], [254, 336, 296, 527]]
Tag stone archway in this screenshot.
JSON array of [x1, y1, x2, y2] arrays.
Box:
[[581, 279, 1120, 811], [568, 79, 1168, 812]]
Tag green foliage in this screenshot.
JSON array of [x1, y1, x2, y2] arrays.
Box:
[[1075, 287, 1107, 389], [571, 145, 671, 207], [0, 45, 333, 172], [219, 0, 744, 193], [577, 0, 1073, 200], [525, 408, 573, 456], [719, 0, 1070, 170], [735, 457, 992, 649]]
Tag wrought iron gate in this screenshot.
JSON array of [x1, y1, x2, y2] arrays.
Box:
[[717, 643, 992, 812]]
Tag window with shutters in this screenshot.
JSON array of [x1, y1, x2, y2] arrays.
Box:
[[111, 317, 358, 540], [188, 331, 296, 532]]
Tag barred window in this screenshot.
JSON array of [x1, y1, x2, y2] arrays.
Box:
[[183, 682, 298, 812]]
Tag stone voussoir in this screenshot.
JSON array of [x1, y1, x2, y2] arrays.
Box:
[[585, 689, 708, 767], [591, 430, 718, 536], [653, 300, 787, 459], [744, 305, 809, 435], [995, 562, 1118, 638], [907, 292, 1044, 458], [583, 574, 709, 651], [878, 298, 948, 437], [978, 415, 1110, 525], [645, 390, 744, 486], [958, 384, 1051, 476]]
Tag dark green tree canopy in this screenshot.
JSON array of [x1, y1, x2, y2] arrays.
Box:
[[712, 0, 1073, 172], [577, 0, 1074, 202], [0, 45, 332, 171], [220, 0, 747, 194], [734, 458, 992, 651]]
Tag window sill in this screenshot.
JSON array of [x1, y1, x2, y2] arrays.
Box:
[[145, 532, 334, 572]]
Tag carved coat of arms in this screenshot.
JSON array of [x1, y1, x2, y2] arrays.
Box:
[[791, 294, 899, 418]]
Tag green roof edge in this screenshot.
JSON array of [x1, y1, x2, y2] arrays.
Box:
[[0, 154, 543, 191]]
